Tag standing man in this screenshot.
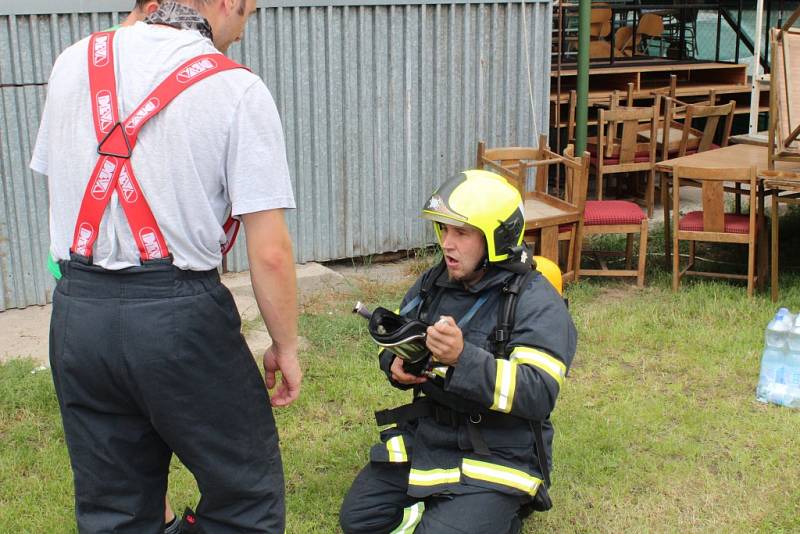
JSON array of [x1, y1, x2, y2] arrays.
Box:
[[31, 0, 301, 532], [340, 170, 577, 534]]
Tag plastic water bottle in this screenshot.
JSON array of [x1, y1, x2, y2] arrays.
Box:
[[756, 308, 793, 405], [765, 308, 793, 349], [785, 318, 800, 408]]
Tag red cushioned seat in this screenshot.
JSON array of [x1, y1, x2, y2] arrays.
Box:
[[589, 150, 652, 166], [583, 200, 646, 226], [678, 211, 751, 234]]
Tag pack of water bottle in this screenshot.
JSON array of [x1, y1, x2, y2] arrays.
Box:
[[756, 307, 800, 407]]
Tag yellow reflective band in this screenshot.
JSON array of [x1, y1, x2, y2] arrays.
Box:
[[510, 347, 566, 388], [386, 435, 408, 462], [380, 423, 398, 431], [389, 502, 425, 534], [432, 366, 448, 378], [408, 467, 461, 487], [490, 359, 517, 413], [462, 458, 543, 496]]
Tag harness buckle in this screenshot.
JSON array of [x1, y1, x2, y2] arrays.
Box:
[[97, 122, 133, 159]]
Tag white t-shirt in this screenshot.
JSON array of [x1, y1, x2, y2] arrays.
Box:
[[31, 22, 295, 271]]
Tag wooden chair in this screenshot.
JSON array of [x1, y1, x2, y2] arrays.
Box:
[[671, 165, 759, 297], [588, 105, 659, 217], [566, 84, 634, 147], [476, 139, 589, 284], [476, 134, 549, 194], [636, 13, 666, 56], [768, 9, 800, 170], [579, 199, 649, 286], [590, 5, 612, 40], [661, 97, 734, 160], [614, 25, 637, 57], [659, 98, 737, 266]]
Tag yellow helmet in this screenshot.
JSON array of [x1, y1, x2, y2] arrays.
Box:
[[533, 255, 563, 295], [421, 170, 525, 263]]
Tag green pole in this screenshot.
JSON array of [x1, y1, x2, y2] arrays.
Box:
[[575, 0, 590, 153]]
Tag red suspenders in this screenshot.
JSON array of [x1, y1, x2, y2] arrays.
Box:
[[72, 31, 246, 262]]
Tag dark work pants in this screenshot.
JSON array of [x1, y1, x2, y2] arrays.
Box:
[[50, 260, 284, 533], [339, 462, 524, 534]]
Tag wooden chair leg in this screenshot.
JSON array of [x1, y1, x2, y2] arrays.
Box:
[[597, 171, 604, 200], [625, 234, 634, 270], [672, 229, 680, 292], [747, 238, 756, 298], [663, 174, 671, 270], [688, 240, 696, 270], [646, 168, 655, 218], [772, 191, 779, 302], [637, 220, 648, 287]]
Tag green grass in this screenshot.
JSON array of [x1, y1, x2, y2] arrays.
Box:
[[2, 245, 800, 532]]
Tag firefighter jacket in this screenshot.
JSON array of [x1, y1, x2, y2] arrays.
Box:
[[371, 264, 577, 499]]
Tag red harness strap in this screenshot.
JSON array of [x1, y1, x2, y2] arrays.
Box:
[[72, 31, 246, 262]]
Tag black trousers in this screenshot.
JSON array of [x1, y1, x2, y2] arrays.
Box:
[[339, 462, 524, 534], [50, 260, 284, 533]]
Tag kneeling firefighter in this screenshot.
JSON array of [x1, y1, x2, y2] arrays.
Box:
[[339, 170, 577, 534]]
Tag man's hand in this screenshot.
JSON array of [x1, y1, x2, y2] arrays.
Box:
[[426, 316, 464, 366], [264, 344, 302, 407], [390, 356, 427, 385]]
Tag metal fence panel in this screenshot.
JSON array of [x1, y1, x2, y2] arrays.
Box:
[[0, 2, 551, 310]]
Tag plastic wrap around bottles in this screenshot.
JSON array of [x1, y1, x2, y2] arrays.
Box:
[[757, 308, 800, 408]]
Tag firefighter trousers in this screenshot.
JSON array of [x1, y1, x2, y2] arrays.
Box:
[[49, 259, 285, 533], [339, 462, 525, 534]]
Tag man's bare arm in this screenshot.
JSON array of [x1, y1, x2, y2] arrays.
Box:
[[242, 209, 301, 407]]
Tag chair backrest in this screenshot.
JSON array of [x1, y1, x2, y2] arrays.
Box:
[[636, 13, 664, 37], [597, 105, 657, 164], [590, 7, 612, 38], [476, 134, 549, 193], [614, 25, 636, 54], [672, 165, 757, 234], [566, 86, 633, 145], [561, 144, 590, 213], [664, 97, 735, 158]]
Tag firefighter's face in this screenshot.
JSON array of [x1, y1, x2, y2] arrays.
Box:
[[439, 223, 487, 287]]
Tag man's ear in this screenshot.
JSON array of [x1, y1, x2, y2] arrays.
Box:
[[145, 1, 160, 15]]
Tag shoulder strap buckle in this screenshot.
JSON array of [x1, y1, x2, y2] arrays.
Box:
[[97, 122, 133, 159]]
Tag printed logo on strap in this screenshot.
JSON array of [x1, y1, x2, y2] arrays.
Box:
[[92, 34, 110, 67], [75, 222, 95, 257], [176, 58, 217, 83], [90, 157, 118, 200], [139, 227, 164, 259], [118, 166, 138, 204], [95, 90, 114, 134], [125, 98, 161, 135]]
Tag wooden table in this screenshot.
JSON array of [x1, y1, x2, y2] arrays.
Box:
[[729, 131, 770, 147], [523, 192, 581, 263], [656, 144, 800, 295]]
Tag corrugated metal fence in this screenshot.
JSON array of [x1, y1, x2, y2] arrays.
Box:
[[0, 0, 551, 311]]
